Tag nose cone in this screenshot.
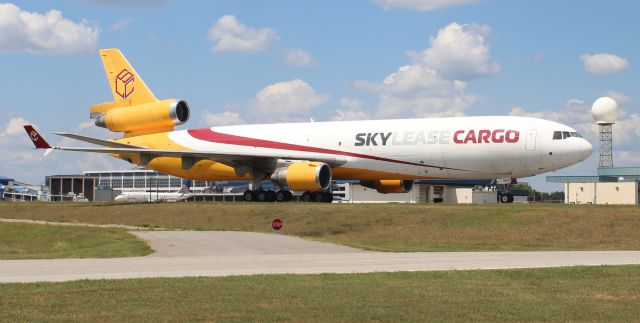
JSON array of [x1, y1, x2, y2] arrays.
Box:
[[574, 138, 593, 163]]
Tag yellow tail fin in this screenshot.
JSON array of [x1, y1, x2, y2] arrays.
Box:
[[90, 48, 157, 117]]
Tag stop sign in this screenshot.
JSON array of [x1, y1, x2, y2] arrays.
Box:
[[272, 218, 283, 231]]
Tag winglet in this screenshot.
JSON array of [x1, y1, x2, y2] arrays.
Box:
[[24, 125, 52, 149]]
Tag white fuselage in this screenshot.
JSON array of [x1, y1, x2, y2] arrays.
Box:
[[166, 116, 592, 180]]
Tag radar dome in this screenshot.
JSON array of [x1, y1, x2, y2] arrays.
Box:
[[592, 96, 618, 124]]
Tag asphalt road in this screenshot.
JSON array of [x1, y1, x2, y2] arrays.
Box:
[[1, 231, 639, 283]]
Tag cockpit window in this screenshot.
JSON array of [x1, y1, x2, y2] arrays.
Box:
[[554, 130, 583, 140]]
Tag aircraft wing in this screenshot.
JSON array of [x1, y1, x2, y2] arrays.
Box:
[[25, 126, 347, 170], [52, 146, 347, 167], [53, 132, 142, 149]]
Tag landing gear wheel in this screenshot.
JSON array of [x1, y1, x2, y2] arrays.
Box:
[[256, 190, 268, 202], [284, 190, 293, 201], [322, 192, 333, 203], [500, 194, 513, 203], [301, 191, 313, 202], [243, 190, 256, 202], [313, 192, 325, 203], [275, 190, 291, 202], [266, 190, 276, 202]]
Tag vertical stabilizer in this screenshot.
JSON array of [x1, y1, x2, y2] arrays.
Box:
[[99, 48, 157, 106]]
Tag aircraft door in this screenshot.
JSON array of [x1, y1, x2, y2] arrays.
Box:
[[525, 129, 537, 151]]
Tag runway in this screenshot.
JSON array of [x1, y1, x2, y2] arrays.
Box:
[[1, 231, 639, 283]]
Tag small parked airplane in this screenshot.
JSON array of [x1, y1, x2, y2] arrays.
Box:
[[114, 185, 191, 203], [24, 48, 592, 203]]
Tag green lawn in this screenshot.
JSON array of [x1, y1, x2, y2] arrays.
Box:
[[0, 222, 152, 259], [2, 203, 639, 252], [0, 266, 638, 322]]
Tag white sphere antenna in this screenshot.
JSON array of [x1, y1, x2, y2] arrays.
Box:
[[592, 96, 618, 167], [592, 96, 618, 124]]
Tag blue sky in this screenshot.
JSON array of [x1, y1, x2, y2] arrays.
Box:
[[0, 0, 638, 191]]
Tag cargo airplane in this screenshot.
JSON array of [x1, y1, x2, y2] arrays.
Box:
[[25, 49, 592, 203]]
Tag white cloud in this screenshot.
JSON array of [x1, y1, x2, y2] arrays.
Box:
[[509, 99, 594, 124], [374, 0, 479, 11], [604, 90, 631, 106], [0, 3, 99, 53], [580, 53, 629, 75], [331, 98, 369, 121], [618, 151, 640, 164], [331, 109, 369, 121], [202, 111, 246, 126], [253, 79, 329, 121], [107, 17, 133, 33], [418, 22, 499, 80], [76, 121, 96, 131], [207, 15, 278, 53], [3, 117, 32, 135], [75, 0, 166, 6], [355, 22, 496, 118], [283, 48, 316, 67], [339, 98, 364, 110]]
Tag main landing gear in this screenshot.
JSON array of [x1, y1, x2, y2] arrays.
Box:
[[242, 189, 332, 203]]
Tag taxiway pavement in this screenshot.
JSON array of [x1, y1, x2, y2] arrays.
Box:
[[1, 231, 639, 283]]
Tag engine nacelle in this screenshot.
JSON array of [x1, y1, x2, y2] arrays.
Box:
[[95, 99, 189, 135], [361, 179, 414, 194], [271, 162, 332, 191]]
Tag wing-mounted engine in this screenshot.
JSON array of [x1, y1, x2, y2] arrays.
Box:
[[94, 99, 189, 137], [361, 179, 414, 194], [271, 162, 332, 191]]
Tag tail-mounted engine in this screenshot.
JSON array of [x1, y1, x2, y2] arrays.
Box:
[[361, 179, 414, 194], [94, 99, 189, 136], [271, 162, 332, 192]]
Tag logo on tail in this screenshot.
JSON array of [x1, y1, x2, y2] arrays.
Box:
[[29, 130, 39, 142], [115, 69, 135, 99]]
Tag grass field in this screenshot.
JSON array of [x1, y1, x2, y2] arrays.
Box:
[[1, 203, 638, 251], [0, 222, 152, 259], [0, 266, 638, 321]]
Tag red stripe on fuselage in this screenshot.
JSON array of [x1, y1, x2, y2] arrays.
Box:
[[187, 128, 474, 172]]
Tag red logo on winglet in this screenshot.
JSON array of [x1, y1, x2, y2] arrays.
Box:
[[30, 130, 39, 142], [115, 69, 135, 99]]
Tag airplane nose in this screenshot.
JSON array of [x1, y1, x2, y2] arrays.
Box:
[[577, 138, 593, 161]]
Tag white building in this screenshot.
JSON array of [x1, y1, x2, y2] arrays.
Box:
[[547, 167, 640, 205], [334, 181, 498, 204]]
